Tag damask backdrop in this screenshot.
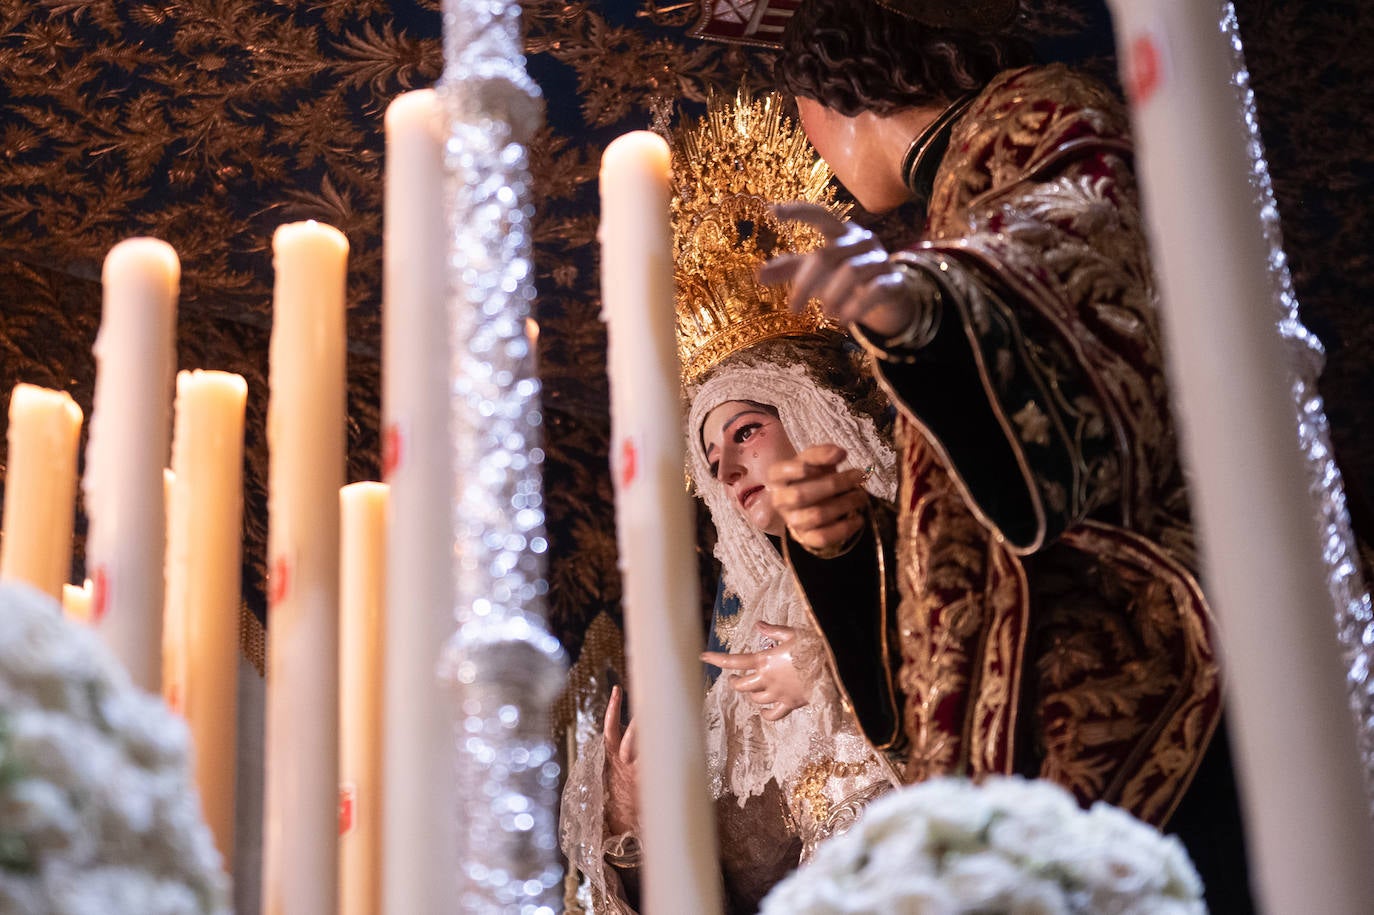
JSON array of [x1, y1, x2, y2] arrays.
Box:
[[0, 0, 1368, 669]]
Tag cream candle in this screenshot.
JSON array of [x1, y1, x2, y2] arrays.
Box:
[[84, 237, 178, 691], [164, 370, 247, 867], [163, 468, 182, 710], [379, 88, 459, 911], [599, 130, 723, 915], [62, 581, 93, 624], [338, 481, 387, 915], [262, 221, 348, 915], [1, 384, 83, 600], [1105, 2, 1374, 910]]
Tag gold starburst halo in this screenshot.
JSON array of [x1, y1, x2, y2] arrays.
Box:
[[670, 89, 850, 384]]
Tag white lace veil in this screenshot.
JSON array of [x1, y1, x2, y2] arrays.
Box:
[[685, 348, 897, 804]]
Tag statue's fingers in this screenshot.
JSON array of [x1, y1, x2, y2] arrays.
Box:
[[701, 650, 761, 671], [825, 258, 893, 325], [755, 621, 797, 643], [729, 671, 766, 692], [766, 454, 834, 488], [757, 252, 807, 287], [789, 488, 869, 533], [771, 202, 849, 239], [796, 513, 866, 552], [761, 703, 795, 722], [620, 718, 638, 764], [603, 684, 624, 749]]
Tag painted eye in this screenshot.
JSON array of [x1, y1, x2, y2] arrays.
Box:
[[734, 422, 762, 444]]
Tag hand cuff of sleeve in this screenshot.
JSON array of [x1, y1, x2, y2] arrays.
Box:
[[852, 258, 943, 363]]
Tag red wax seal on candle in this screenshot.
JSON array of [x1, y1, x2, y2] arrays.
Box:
[[1127, 33, 1164, 104], [166, 682, 182, 716], [339, 783, 356, 836], [91, 567, 109, 623], [268, 555, 290, 609], [620, 437, 638, 489], [382, 422, 403, 480]]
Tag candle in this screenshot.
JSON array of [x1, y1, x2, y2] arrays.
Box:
[[1, 384, 83, 600], [62, 580, 93, 624], [163, 468, 181, 709], [1105, 2, 1374, 910], [338, 481, 387, 915], [164, 370, 247, 867], [262, 220, 348, 915], [84, 237, 178, 691], [379, 87, 459, 911], [599, 131, 723, 914]]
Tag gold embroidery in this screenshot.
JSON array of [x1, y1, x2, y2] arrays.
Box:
[[788, 757, 871, 825]]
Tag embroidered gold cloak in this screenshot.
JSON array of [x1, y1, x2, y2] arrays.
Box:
[[793, 64, 1222, 827]]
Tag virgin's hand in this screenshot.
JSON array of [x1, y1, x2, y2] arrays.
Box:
[[758, 202, 916, 337], [603, 685, 639, 836], [766, 443, 869, 554], [700, 622, 811, 722]]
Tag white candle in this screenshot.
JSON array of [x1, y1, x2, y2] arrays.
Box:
[[599, 131, 723, 915], [164, 370, 247, 868], [84, 237, 178, 691], [163, 468, 181, 708], [338, 481, 387, 915], [379, 88, 459, 911], [1, 384, 83, 600], [62, 581, 94, 624], [262, 220, 348, 915], [1105, 2, 1374, 910]]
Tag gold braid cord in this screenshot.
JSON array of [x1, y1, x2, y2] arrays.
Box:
[[670, 91, 848, 383]]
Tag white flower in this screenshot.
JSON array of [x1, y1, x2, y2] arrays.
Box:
[[1007, 877, 1072, 915], [942, 850, 1024, 908], [759, 775, 1206, 915], [0, 584, 230, 914]]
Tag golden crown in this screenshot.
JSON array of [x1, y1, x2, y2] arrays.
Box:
[[670, 90, 849, 383]]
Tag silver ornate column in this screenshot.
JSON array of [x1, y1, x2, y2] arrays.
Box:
[[438, 0, 567, 911], [1221, 1, 1374, 807]]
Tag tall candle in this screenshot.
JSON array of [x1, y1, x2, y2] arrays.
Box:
[[1105, 2, 1374, 911], [599, 130, 723, 915], [84, 237, 178, 691], [163, 469, 181, 709], [164, 370, 247, 867], [62, 581, 93, 624], [1, 384, 83, 600], [262, 220, 348, 915], [379, 87, 459, 911], [338, 481, 387, 915]]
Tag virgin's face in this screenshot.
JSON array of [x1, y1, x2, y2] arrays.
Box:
[[701, 400, 797, 537]]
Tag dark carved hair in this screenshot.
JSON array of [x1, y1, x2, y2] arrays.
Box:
[[775, 0, 1035, 116]]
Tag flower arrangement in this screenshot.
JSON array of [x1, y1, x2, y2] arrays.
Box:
[[0, 584, 230, 915], [760, 775, 1206, 915]]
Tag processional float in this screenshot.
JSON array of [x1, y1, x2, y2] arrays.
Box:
[[427, 0, 1374, 912]]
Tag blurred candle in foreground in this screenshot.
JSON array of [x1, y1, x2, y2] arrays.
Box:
[[379, 87, 459, 911], [1, 384, 83, 600], [599, 130, 723, 915], [164, 370, 247, 867], [84, 237, 178, 691], [262, 221, 347, 915], [62, 581, 93, 624], [1105, 1, 1374, 911], [338, 481, 387, 915]]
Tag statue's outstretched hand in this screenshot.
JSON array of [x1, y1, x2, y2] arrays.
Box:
[[759, 202, 915, 337], [603, 684, 639, 836], [701, 622, 811, 722], [767, 443, 869, 556]]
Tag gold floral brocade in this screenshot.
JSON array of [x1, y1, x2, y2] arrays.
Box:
[[875, 65, 1222, 825]]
